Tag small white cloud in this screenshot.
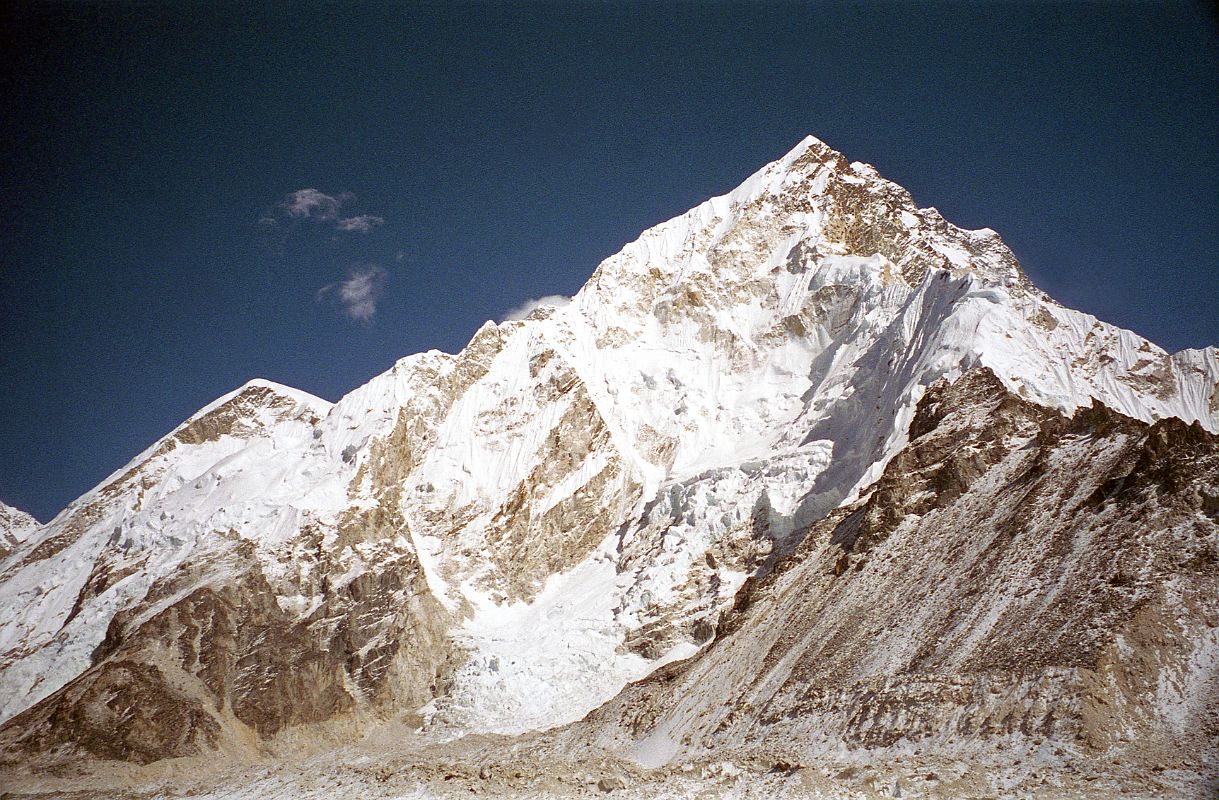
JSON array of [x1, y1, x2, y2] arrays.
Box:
[[284, 188, 346, 222], [335, 214, 384, 233], [501, 294, 571, 322], [279, 189, 378, 232], [317, 265, 388, 323]]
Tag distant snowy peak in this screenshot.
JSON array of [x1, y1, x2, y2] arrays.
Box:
[[0, 504, 38, 558], [182, 378, 332, 427], [0, 378, 336, 724], [51, 379, 330, 521], [0, 503, 37, 535]]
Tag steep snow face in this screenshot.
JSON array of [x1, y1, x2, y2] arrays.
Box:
[[1, 135, 1216, 751]]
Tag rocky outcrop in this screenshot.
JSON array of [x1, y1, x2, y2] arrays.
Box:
[[0, 512, 456, 767]]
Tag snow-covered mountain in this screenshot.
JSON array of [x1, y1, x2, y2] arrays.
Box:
[[1, 136, 1216, 798]]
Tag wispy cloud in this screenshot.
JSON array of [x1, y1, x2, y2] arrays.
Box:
[[261, 190, 391, 318], [271, 189, 381, 233], [501, 294, 571, 321], [283, 188, 350, 222], [335, 214, 384, 232], [317, 265, 388, 323]]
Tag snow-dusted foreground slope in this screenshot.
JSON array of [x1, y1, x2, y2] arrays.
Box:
[[0, 136, 1216, 797]]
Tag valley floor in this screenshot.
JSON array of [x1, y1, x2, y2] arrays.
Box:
[[2, 733, 1214, 800]]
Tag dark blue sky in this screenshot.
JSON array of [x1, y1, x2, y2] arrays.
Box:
[[2, 2, 1217, 521]]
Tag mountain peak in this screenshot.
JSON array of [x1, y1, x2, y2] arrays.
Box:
[[577, 133, 1026, 329], [778, 132, 835, 165], [0, 501, 37, 527], [185, 378, 332, 426]]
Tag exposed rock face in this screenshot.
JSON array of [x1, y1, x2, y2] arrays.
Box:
[[0, 136, 1215, 796], [0, 539, 453, 765]]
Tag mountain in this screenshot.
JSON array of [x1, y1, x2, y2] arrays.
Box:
[[1, 136, 1216, 798]]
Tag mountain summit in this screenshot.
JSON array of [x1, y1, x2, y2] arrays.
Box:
[[2, 137, 1216, 798]]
